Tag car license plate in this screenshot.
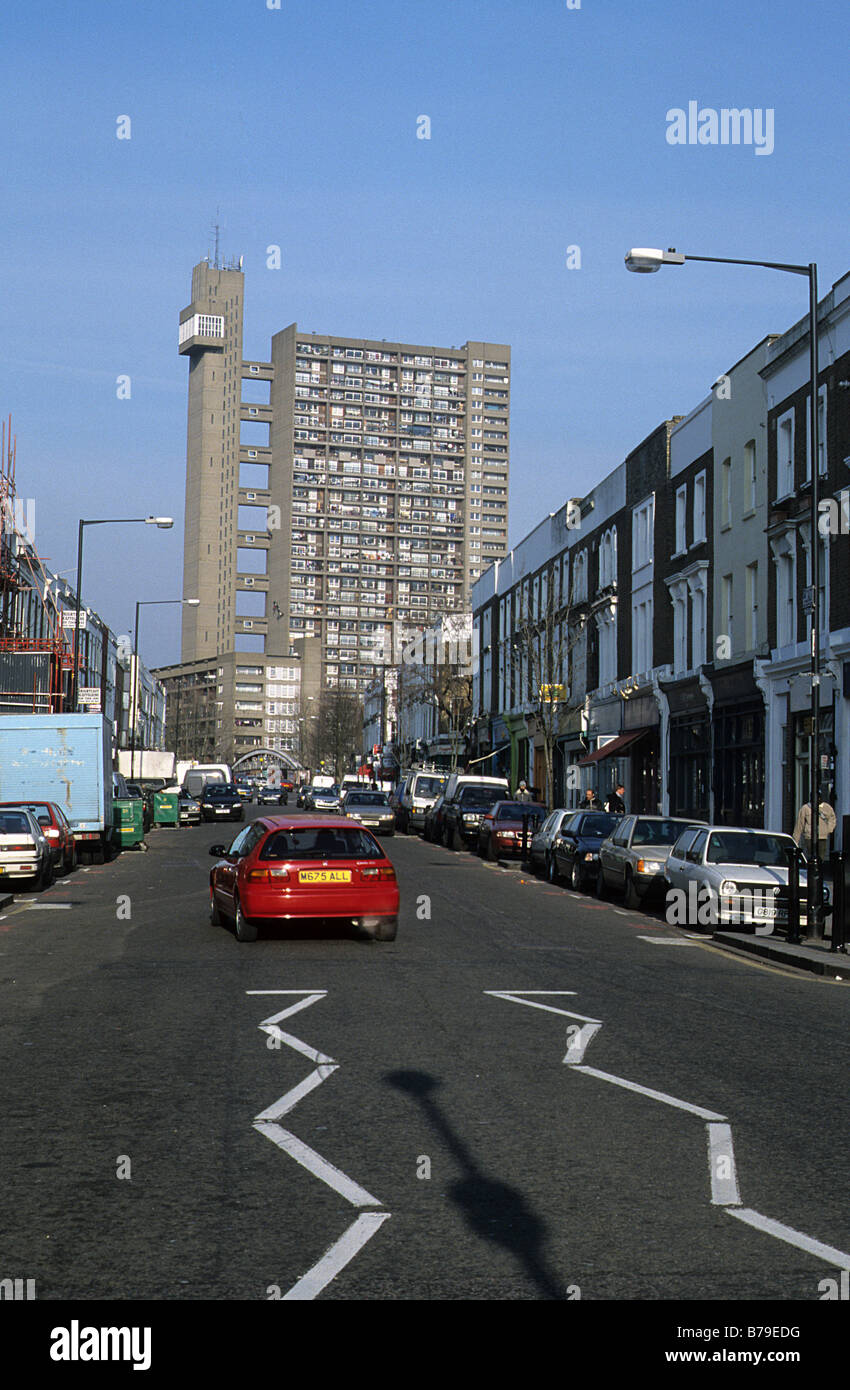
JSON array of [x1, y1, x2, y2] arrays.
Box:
[[216, 808, 229, 814], [300, 869, 351, 884], [754, 905, 775, 918]]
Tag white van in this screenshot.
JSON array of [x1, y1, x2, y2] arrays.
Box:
[[442, 772, 510, 806], [399, 770, 448, 834]]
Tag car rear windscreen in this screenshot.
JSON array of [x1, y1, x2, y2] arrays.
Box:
[[633, 819, 696, 846], [260, 827, 384, 860], [0, 813, 32, 836], [345, 793, 389, 806]]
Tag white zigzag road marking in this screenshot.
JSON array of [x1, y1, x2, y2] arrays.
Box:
[[248, 990, 389, 1298], [487, 988, 850, 1273], [485, 989, 603, 1064], [282, 1213, 392, 1301]]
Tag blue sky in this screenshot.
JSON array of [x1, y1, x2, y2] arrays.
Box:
[[1, 0, 847, 667]]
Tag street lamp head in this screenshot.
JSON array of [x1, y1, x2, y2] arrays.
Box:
[[146, 516, 174, 529], [184, 598, 201, 606], [624, 247, 686, 273]]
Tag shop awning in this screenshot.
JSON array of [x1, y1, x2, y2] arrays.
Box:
[[577, 728, 650, 766]]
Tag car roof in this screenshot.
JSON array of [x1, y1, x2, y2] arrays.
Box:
[[698, 825, 792, 836]]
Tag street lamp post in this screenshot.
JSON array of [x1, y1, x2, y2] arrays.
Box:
[[130, 597, 199, 779], [625, 248, 824, 935], [71, 516, 173, 710]]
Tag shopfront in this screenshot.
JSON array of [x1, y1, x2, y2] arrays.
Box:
[[708, 664, 765, 828], [664, 678, 710, 821]]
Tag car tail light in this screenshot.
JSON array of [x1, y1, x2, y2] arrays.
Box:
[[245, 867, 290, 882], [7, 844, 32, 853], [360, 865, 396, 881]]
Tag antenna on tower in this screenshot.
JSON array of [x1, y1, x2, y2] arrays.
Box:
[[213, 208, 221, 270]]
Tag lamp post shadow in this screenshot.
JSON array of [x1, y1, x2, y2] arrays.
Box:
[[386, 1068, 565, 1300]]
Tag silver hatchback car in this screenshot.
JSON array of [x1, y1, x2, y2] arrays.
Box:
[[665, 825, 827, 931], [596, 814, 706, 908]]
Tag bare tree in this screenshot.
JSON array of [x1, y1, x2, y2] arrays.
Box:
[[401, 616, 473, 771], [312, 686, 362, 781]]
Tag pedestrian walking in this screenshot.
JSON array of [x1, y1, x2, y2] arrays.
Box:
[[792, 797, 837, 860], [583, 788, 601, 810], [515, 780, 533, 803], [605, 784, 626, 815]]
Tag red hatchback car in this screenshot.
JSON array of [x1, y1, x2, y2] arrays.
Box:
[[0, 800, 76, 873], [208, 813, 399, 943]]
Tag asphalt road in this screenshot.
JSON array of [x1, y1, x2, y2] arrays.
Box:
[[0, 804, 847, 1302]]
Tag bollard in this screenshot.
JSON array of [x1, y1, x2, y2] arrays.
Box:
[[830, 850, 849, 953], [787, 846, 801, 944]]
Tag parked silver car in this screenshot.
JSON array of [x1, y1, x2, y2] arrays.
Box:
[[529, 808, 580, 876], [596, 814, 706, 908], [665, 825, 828, 931], [0, 807, 54, 889]]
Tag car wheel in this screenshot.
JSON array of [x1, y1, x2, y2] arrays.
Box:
[[234, 897, 258, 943], [596, 864, 610, 899], [570, 860, 583, 892], [209, 889, 223, 926], [452, 826, 466, 852], [624, 870, 641, 910], [547, 853, 560, 885], [368, 916, 397, 942], [486, 836, 497, 862], [38, 856, 54, 890]]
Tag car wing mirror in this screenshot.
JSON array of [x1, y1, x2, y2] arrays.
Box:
[[209, 844, 226, 857]]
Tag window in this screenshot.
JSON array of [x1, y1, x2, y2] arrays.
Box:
[[805, 386, 828, 478], [777, 409, 794, 497], [693, 472, 706, 543], [744, 440, 757, 512], [720, 459, 732, 529], [675, 486, 687, 553], [745, 562, 758, 650], [632, 497, 654, 569], [720, 574, 733, 653]]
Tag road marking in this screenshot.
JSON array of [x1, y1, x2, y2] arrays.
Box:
[[249, 989, 389, 1297], [485, 989, 602, 1025], [707, 1123, 741, 1205], [637, 935, 699, 945], [25, 903, 72, 911], [253, 1122, 382, 1207], [255, 1064, 339, 1121], [563, 1022, 602, 1065], [487, 989, 848, 1276], [572, 1065, 727, 1121], [282, 1213, 391, 1301], [727, 1208, 850, 1269]]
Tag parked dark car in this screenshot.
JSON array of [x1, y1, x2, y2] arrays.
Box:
[[423, 794, 448, 843], [442, 784, 507, 851], [549, 810, 618, 889], [199, 784, 245, 823], [476, 800, 547, 860]]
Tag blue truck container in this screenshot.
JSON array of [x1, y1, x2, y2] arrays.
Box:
[[0, 713, 114, 862]]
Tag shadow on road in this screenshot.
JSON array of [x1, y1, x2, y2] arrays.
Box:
[[385, 1068, 563, 1300]]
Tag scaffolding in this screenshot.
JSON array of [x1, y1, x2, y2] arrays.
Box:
[[0, 415, 71, 712]]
